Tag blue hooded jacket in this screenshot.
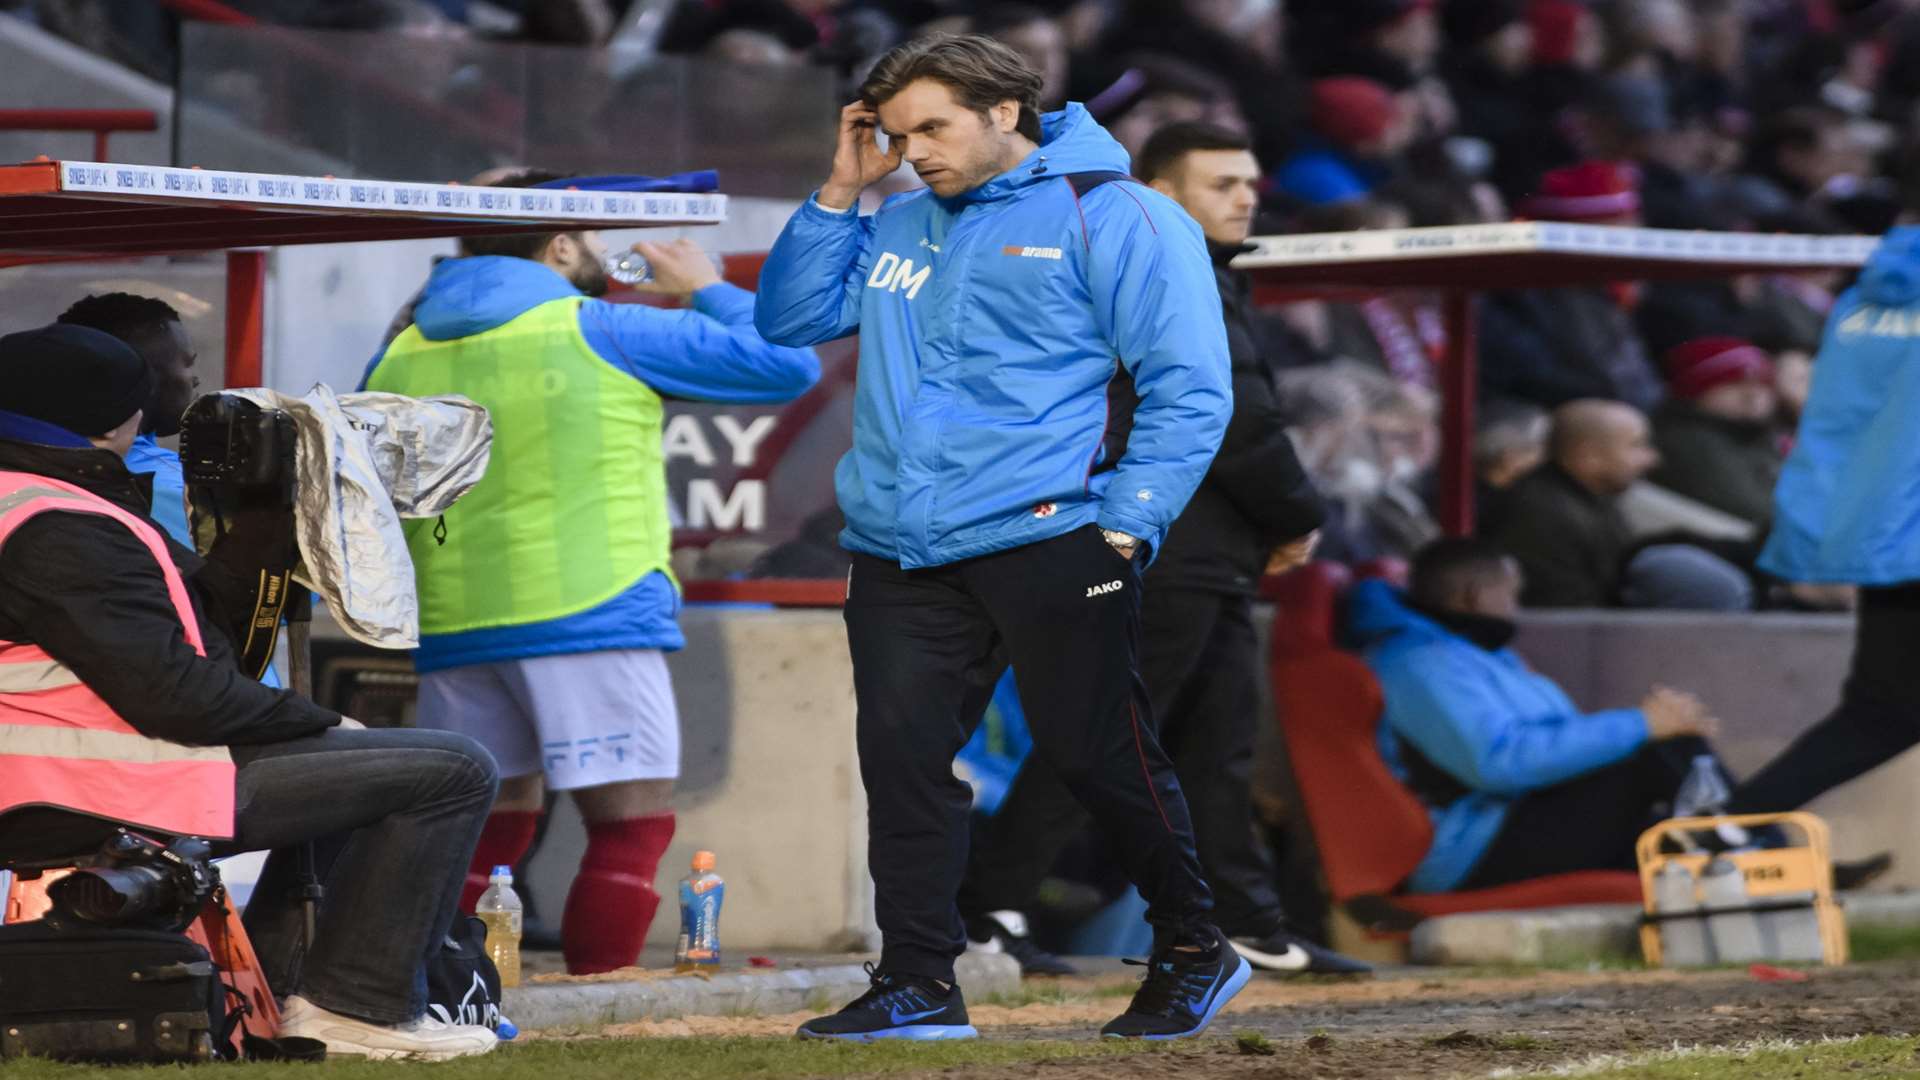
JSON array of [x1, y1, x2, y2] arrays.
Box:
[[753, 104, 1231, 567], [1761, 227, 1920, 585], [1346, 580, 1649, 893], [367, 257, 820, 672]]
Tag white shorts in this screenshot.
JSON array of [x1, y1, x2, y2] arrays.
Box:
[[415, 649, 680, 790]]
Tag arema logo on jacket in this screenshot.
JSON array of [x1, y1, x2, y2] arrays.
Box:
[[755, 104, 1232, 570]]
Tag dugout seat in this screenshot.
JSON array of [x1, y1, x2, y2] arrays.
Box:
[[1268, 562, 1642, 948]]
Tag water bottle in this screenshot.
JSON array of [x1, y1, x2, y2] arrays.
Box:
[[475, 865, 523, 988], [1673, 754, 1749, 847], [675, 851, 724, 973], [1701, 856, 1763, 964], [1757, 890, 1824, 963], [606, 248, 727, 287], [1653, 861, 1710, 966]]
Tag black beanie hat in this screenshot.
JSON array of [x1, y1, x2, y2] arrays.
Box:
[[0, 323, 153, 437]]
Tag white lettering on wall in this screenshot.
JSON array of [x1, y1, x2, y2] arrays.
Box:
[[687, 478, 765, 531], [713, 415, 777, 467]]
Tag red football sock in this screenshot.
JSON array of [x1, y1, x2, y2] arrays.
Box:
[[459, 810, 541, 914], [562, 813, 676, 975]]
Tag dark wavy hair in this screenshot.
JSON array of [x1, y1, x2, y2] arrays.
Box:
[[859, 33, 1044, 143]]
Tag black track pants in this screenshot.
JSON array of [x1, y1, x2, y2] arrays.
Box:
[[845, 525, 1213, 982]]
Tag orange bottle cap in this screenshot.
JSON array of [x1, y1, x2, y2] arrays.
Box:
[[691, 850, 717, 872]]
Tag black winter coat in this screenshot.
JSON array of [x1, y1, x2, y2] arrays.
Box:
[[1146, 242, 1326, 597], [0, 436, 340, 747]]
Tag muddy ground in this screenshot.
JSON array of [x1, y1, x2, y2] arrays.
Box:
[[591, 961, 1920, 1079]]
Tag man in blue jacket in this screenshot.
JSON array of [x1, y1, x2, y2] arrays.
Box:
[[755, 34, 1240, 1041], [1730, 227, 1920, 814], [366, 172, 820, 975], [1349, 539, 1720, 892], [56, 293, 200, 542]]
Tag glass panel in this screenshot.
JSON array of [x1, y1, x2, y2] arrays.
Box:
[[175, 23, 838, 198]]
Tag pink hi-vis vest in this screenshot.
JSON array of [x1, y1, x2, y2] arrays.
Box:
[[0, 470, 235, 840]]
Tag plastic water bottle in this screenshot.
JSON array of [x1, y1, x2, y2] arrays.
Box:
[[1757, 891, 1824, 963], [1653, 861, 1710, 966], [1701, 856, 1763, 964], [1673, 754, 1749, 847], [675, 851, 724, 973], [475, 865, 523, 988]]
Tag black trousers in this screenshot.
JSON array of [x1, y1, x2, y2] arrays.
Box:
[[958, 588, 1282, 938], [1458, 738, 1708, 890], [1729, 582, 1920, 814], [846, 525, 1212, 982]]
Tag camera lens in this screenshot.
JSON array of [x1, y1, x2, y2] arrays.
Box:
[[49, 864, 176, 924]]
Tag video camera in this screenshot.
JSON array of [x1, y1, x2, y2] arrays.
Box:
[[177, 395, 305, 682], [179, 395, 298, 504], [44, 830, 219, 934]]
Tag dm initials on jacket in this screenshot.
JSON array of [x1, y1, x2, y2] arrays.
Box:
[[368, 296, 675, 635], [0, 471, 235, 840]]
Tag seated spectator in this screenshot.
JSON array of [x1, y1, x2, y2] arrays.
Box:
[[1349, 363, 1441, 560], [1277, 365, 1380, 564], [1296, 0, 1440, 84], [1649, 337, 1784, 531], [1480, 399, 1651, 608], [1736, 105, 1867, 220], [1481, 162, 1665, 411], [1275, 77, 1415, 206], [1441, 0, 1556, 200], [974, 4, 1070, 110], [1085, 52, 1248, 161], [0, 325, 499, 1060], [1473, 399, 1549, 522], [1347, 538, 1726, 892]]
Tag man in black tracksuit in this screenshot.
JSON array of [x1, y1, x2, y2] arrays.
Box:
[[958, 123, 1371, 975]]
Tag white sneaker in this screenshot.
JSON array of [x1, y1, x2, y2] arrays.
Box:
[[278, 995, 498, 1061]]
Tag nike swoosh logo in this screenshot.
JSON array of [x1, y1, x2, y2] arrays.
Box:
[[889, 1006, 947, 1025], [1232, 941, 1310, 971]]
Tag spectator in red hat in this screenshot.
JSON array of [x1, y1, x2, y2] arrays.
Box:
[[1479, 162, 1664, 411], [1518, 159, 1642, 223], [1649, 337, 1784, 529], [1522, 0, 1607, 154], [1526, 0, 1602, 71], [1274, 77, 1415, 205]]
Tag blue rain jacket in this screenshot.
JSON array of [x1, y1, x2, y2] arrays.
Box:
[[1761, 227, 1920, 585], [753, 104, 1231, 568], [1346, 580, 1648, 892]]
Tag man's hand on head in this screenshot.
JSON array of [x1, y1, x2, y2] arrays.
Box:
[[819, 101, 905, 211]]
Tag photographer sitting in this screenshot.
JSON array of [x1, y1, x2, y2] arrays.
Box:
[[0, 325, 500, 1061]]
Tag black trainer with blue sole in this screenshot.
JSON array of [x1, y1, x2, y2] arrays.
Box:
[[796, 963, 978, 1042], [1100, 926, 1253, 1040]]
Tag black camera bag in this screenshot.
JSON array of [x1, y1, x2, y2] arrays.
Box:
[[0, 920, 225, 1063]]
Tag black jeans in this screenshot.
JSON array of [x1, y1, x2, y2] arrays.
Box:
[[1458, 738, 1710, 890], [217, 727, 498, 1025], [959, 588, 1282, 938], [846, 525, 1212, 982], [1729, 582, 1920, 814]]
